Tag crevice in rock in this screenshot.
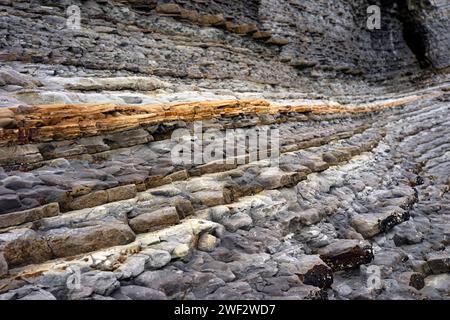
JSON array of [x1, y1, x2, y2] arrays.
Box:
[[394, 0, 432, 68]]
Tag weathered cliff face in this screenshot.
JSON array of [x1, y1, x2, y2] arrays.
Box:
[[0, 0, 449, 301], [393, 0, 450, 69], [0, 0, 448, 108]]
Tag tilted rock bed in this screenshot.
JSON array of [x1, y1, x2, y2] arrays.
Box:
[[0, 88, 449, 300], [0, 96, 421, 215], [2, 0, 448, 107]]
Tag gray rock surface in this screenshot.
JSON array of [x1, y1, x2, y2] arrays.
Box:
[[0, 0, 449, 302]]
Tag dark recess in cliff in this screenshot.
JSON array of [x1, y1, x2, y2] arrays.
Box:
[[394, 0, 432, 68]]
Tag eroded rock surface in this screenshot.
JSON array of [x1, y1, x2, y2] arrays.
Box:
[[0, 0, 449, 300]]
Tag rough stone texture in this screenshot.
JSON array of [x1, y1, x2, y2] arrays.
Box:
[[426, 251, 450, 274], [0, 0, 447, 110], [318, 240, 374, 271], [0, 229, 53, 268], [197, 233, 219, 252], [0, 252, 7, 277], [0, 203, 59, 229], [113, 285, 167, 300], [45, 222, 136, 259], [293, 255, 333, 289], [129, 207, 180, 234], [0, 0, 449, 302]]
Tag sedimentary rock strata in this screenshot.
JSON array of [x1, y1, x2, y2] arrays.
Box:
[[0, 0, 449, 300], [0, 88, 448, 300]]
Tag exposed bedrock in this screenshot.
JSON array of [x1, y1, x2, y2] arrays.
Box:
[[0, 89, 448, 300], [0, 0, 449, 301], [0, 0, 449, 107]]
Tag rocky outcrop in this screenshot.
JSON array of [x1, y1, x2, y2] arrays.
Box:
[[0, 0, 448, 108], [0, 87, 448, 300], [0, 0, 449, 301], [0, 94, 429, 216], [0, 95, 419, 146]]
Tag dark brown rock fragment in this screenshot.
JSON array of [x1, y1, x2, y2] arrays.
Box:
[[318, 239, 374, 271]]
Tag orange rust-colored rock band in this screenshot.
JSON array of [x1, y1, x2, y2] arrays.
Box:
[[0, 95, 425, 146]]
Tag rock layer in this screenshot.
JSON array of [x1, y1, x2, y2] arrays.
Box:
[[0, 87, 448, 300], [0, 0, 449, 301]]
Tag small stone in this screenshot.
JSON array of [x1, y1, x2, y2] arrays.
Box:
[[191, 273, 225, 298], [107, 184, 137, 202], [253, 31, 272, 40], [180, 9, 199, 22], [294, 255, 333, 289], [174, 198, 194, 218], [392, 221, 424, 246], [0, 203, 60, 229], [166, 170, 188, 182], [351, 207, 408, 238], [140, 248, 171, 270], [192, 190, 228, 207], [156, 3, 181, 15], [290, 59, 318, 69], [134, 269, 192, 297], [19, 289, 56, 300], [423, 274, 450, 294], [283, 284, 323, 300], [334, 283, 353, 297], [0, 228, 52, 268], [45, 223, 136, 259], [398, 272, 425, 290], [373, 249, 408, 267], [222, 212, 253, 232], [197, 234, 219, 252], [266, 37, 290, 46], [70, 182, 94, 197], [0, 194, 21, 214], [117, 255, 147, 279], [233, 24, 258, 35], [297, 208, 321, 226], [80, 271, 120, 297], [70, 191, 108, 210], [0, 67, 41, 88], [426, 251, 450, 274], [0, 108, 14, 118], [409, 260, 431, 275], [115, 285, 167, 300], [318, 239, 374, 271], [129, 207, 180, 234], [49, 158, 71, 169], [201, 261, 236, 282], [104, 128, 151, 149], [257, 167, 291, 189], [172, 244, 190, 259], [30, 270, 73, 290], [198, 14, 225, 26]]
